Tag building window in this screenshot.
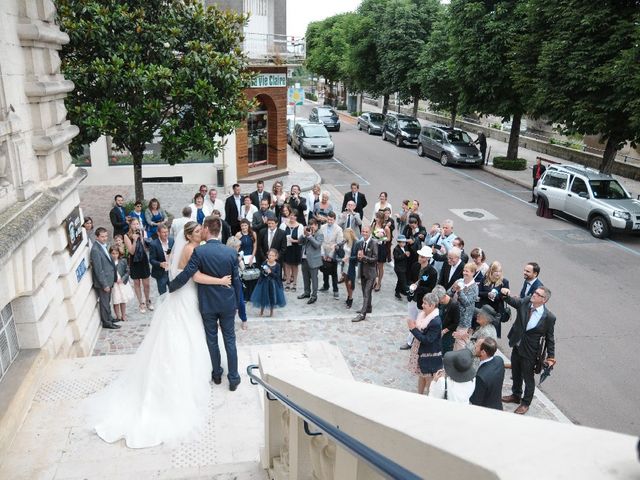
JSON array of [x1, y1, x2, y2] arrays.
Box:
[[0, 303, 19, 383]]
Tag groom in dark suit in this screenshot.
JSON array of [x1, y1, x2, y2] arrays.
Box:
[[501, 285, 556, 414], [469, 337, 505, 410], [169, 216, 245, 390]]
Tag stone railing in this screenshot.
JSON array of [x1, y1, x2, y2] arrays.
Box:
[[244, 32, 305, 65], [255, 341, 639, 480]]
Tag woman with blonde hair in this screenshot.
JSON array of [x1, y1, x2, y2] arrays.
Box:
[[124, 217, 152, 313], [271, 180, 287, 219], [340, 227, 358, 308], [477, 260, 510, 337], [450, 262, 479, 350]]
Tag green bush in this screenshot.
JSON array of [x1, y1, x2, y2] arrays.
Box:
[[492, 156, 527, 170], [336, 104, 347, 111], [306, 92, 317, 101], [350, 111, 362, 117]]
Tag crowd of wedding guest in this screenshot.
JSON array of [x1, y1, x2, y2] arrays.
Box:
[[87, 178, 556, 416]]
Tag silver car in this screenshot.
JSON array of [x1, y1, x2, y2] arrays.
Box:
[[534, 164, 640, 238], [357, 112, 385, 135], [417, 126, 482, 166]]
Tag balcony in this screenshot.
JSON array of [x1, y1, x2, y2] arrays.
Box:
[[243, 32, 305, 66]]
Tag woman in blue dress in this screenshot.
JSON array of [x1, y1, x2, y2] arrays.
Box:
[[189, 193, 206, 225], [144, 198, 167, 240], [250, 249, 286, 317]]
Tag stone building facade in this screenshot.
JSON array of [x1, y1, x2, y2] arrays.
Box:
[[0, 0, 98, 455]]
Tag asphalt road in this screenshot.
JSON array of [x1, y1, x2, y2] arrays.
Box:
[[294, 104, 640, 435]]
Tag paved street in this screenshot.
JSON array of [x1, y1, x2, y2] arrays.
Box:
[[296, 103, 640, 434]]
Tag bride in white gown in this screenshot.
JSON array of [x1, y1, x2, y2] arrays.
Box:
[[89, 221, 231, 449]]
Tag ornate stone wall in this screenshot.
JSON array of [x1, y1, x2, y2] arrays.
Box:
[[0, 0, 99, 455]]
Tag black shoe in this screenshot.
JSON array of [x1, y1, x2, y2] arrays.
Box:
[[102, 321, 121, 329], [297, 293, 310, 299], [229, 382, 240, 391], [529, 199, 536, 203], [307, 297, 317, 304], [351, 314, 366, 323], [319, 286, 329, 292], [346, 298, 353, 308], [395, 292, 401, 299], [112, 318, 122, 323], [212, 375, 222, 385], [399, 344, 411, 350]]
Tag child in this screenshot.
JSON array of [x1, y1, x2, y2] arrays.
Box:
[[250, 248, 286, 317], [393, 234, 410, 299], [113, 234, 127, 259], [109, 245, 135, 322]]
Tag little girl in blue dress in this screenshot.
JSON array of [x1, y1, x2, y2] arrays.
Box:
[[250, 249, 286, 316]]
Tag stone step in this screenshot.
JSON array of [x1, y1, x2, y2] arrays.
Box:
[[239, 166, 289, 184]]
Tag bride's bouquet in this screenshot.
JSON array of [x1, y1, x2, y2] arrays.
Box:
[[372, 227, 388, 242]]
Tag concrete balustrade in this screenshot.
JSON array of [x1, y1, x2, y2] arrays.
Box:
[[258, 342, 639, 480]]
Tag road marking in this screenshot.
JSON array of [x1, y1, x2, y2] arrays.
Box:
[[449, 168, 640, 257], [331, 155, 370, 186]]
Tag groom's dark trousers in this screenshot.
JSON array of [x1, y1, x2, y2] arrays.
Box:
[[169, 239, 243, 385]]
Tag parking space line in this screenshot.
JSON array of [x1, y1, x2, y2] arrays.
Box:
[[331, 156, 370, 186], [450, 168, 640, 258]]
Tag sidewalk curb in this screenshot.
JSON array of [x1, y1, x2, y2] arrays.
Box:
[[481, 165, 532, 190]]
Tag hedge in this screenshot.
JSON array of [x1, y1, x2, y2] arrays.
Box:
[[492, 156, 527, 170]]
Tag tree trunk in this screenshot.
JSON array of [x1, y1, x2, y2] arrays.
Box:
[[506, 112, 522, 161], [450, 102, 458, 128], [599, 137, 618, 174], [132, 147, 145, 202], [382, 94, 389, 115], [412, 96, 419, 118]]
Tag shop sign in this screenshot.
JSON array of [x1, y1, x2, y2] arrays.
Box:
[[64, 206, 84, 255], [250, 73, 287, 88], [287, 87, 305, 106]]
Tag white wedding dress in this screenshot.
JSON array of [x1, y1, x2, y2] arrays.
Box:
[[89, 236, 211, 449]]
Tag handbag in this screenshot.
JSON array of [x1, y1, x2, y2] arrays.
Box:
[[240, 267, 260, 281], [534, 335, 547, 374], [333, 241, 346, 260], [500, 301, 512, 323]]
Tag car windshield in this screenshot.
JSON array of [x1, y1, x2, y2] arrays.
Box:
[[303, 125, 329, 138], [589, 180, 629, 200], [369, 113, 385, 122], [398, 119, 420, 129], [317, 108, 336, 118], [446, 131, 472, 144]]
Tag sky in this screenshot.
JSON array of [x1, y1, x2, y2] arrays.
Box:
[[287, 0, 362, 38]]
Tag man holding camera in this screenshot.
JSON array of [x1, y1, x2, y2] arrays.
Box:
[[149, 225, 174, 295], [338, 200, 362, 238], [297, 219, 324, 304], [319, 212, 344, 299]]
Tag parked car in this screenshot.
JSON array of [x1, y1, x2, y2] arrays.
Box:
[[381, 113, 421, 147], [287, 117, 310, 145], [309, 107, 340, 132], [534, 164, 640, 238], [417, 126, 483, 166], [357, 112, 385, 135], [291, 122, 334, 159]]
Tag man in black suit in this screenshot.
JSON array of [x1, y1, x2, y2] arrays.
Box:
[[224, 183, 244, 235], [251, 199, 271, 235], [470, 337, 505, 410], [520, 262, 542, 298], [392, 235, 410, 299], [109, 194, 128, 236], [249, 180, 272, 208], [341, 182, 368, 220], [256, 216, 286, 266], [148, 225, 174, 295], [438, 247, 464, 291], [501, 285, 557, 415], [352, 225, 378, 323], [89, 227, 120, 329]]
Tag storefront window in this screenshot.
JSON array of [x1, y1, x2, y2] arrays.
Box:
[[247, 105, 268, 167], [0, 303, 19, 383]]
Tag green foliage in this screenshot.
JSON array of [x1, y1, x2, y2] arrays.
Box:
[[306, 92, 318, 101], [57, 0, 254, 200], [548, 138, 583, 151], [336, 104, 348, 111], [492, 156, 526, 170]]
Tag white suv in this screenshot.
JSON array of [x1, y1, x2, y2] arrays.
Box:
[[534, 164, 640, 238]]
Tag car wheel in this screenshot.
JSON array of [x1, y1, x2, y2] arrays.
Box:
[[367, 126, 372, 135], [417, 144, 424, 157], [395, 136, 403, 147], [357, 122, 361, 131], [381, 130, 386, 141], [440, 153, 450, 166], [589, 215, 610, 239]]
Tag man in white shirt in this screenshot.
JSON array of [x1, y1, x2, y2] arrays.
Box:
[[319, 212, 344, 299], [204, 188, 225, 219], [170, 206, 192, 240]]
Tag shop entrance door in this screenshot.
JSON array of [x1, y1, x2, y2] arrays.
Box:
[[247, 109, 268, 167]]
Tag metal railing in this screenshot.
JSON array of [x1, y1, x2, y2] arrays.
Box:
[[246, 365, 421, 480], [243, 33, 305, 64]]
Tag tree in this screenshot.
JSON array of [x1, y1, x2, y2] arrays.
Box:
[[517, 0, 640, 173], [58, 0, 254, 201], [419, 7, 462, 126], [449, 0, 532, 160]]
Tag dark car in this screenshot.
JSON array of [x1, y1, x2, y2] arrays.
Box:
[[309, 107, 341, 132], [417, 126, 482, 166], [357, 112, 385, 135], [381, 113, 421, 147], [291, 123, 334, 159]]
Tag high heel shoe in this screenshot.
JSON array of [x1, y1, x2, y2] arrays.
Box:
[[346, 298, 353, 309]]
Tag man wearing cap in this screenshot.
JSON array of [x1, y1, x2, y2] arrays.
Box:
[[470, 337, 505, 410], [428, 349, 477, 403], [393, 234, 410, 299]]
